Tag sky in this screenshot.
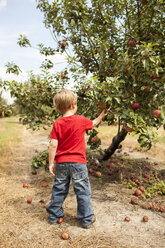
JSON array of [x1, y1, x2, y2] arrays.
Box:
[[0, 0, 67, 103]]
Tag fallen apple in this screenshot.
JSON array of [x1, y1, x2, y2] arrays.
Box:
[[159, 206, 165, 213], [88, 168, 94, 174], [27, 198, 32, 204], [23, 183, 29, 188], [109, 162, 114, 167], [108, 171, 113, 176], [143, 216, 148, 222], [61, 231, 70, 240], [139, 186, 145, 192], [125, 216, 130, 222], [135, 189, 142, 196], [95, 171, 102, 178], [42, 182, 48, 188], [134, 179, 139, 184], [131, 197, 139, 205], [58, 217, 63, 224], [144, 174, 150, 179], [31, 171, 37, 175]]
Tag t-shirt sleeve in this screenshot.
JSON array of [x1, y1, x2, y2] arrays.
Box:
[[50, 122, 58, 140], [80, 115, 93, 130]]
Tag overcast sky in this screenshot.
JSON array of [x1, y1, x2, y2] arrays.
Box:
[[0, 0, 67, 103]]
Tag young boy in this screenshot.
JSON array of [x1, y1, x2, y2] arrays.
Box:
[[46, 89, 107, 228]]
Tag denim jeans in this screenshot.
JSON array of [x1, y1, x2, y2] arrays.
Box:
[[46, 162, 94, 226]]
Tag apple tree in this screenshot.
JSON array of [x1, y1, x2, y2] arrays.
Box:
[[4, 0, 165, 159]]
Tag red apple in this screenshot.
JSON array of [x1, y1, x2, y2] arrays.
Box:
[[131, 197, 139, 205], [95, 171, 102, 178], [143, 216, 148, 222], [126, 126, 133, 132], [42, 182, 48, 188], [132, 102, 140, 110], [135, 189, 142, 196], [23, 183, 29, 188], [61, 232, 70, 240], [83, 88, 88, 92], [151, 202, 159, 211], [109, 162, 114, 167], [134, 179, 139, 184], [61, 73, 66, 79], [91, 136, 99, 145], [61, 41, 66, 48], [27, 198, 32, 204], [153, 110, 161, 119], [128, 40, 136, 47], [108, 171, 113, 176], [109, 48, 114, 53], [125, 216, 130, 222], [58, 217, 63, 224], [144, 174, 150, 179], [139, 186, 145, 192], [159, 206, 165, 213], [35, 149, 39, 153], [31, 171, 37, 175], [88, 168, 94, 174]]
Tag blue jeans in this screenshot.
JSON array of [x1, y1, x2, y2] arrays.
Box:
[[46, 163, 94, 226]]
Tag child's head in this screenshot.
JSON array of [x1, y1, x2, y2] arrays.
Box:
[[53, 89, 77, 114]]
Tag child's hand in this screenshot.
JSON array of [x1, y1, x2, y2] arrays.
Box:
[[49, 164, 55, 176]]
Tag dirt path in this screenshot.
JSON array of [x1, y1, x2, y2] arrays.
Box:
[[0, 126, 165, 248]]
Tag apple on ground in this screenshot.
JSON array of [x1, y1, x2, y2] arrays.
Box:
[[135, 189, 142, 196], [58, 218, 63, 224], [131, 197, 139, 205], [31, 171, 37, 175], [23, 183, 29, 188], [139, 186, 145, 192], [109, 162, 114, 167], [42, 182, 48, 188], [27, 198, 32, 204], [159, 206, 165, 213], [134, 179, 139, 184], [88, 168, 94, 174], [95, 171, 102, 178], [108, 171, 113, 176], [35, 149, 39, 153], [143, 216, 149, 222], [144, 174, 150, 179], [125, 216, 131, 222], [61, 232, 70, 240]]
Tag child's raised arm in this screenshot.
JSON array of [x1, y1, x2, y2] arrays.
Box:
[[92, 109, 107, 127]]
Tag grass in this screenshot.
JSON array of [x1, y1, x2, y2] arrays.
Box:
[[0, 117, 22, 149]]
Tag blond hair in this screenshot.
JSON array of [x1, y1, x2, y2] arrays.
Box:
[[53, 89, 77, 114]]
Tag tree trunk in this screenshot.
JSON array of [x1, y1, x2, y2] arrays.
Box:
[[103, 126, 128, 160]]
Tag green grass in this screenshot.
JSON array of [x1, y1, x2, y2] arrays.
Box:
[[0, 117, 22, 149]]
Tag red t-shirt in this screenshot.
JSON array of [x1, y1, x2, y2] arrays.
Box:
[[50, 115, 93, 164]]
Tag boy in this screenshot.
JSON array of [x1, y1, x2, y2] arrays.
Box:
[[46, 89, 107, 228]]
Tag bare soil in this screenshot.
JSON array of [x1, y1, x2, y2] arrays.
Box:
[[0, 123, 165, 248]]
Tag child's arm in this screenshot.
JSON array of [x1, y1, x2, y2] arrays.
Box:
[[92, 109, 107, 127], [49, 139, 58, 176]]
